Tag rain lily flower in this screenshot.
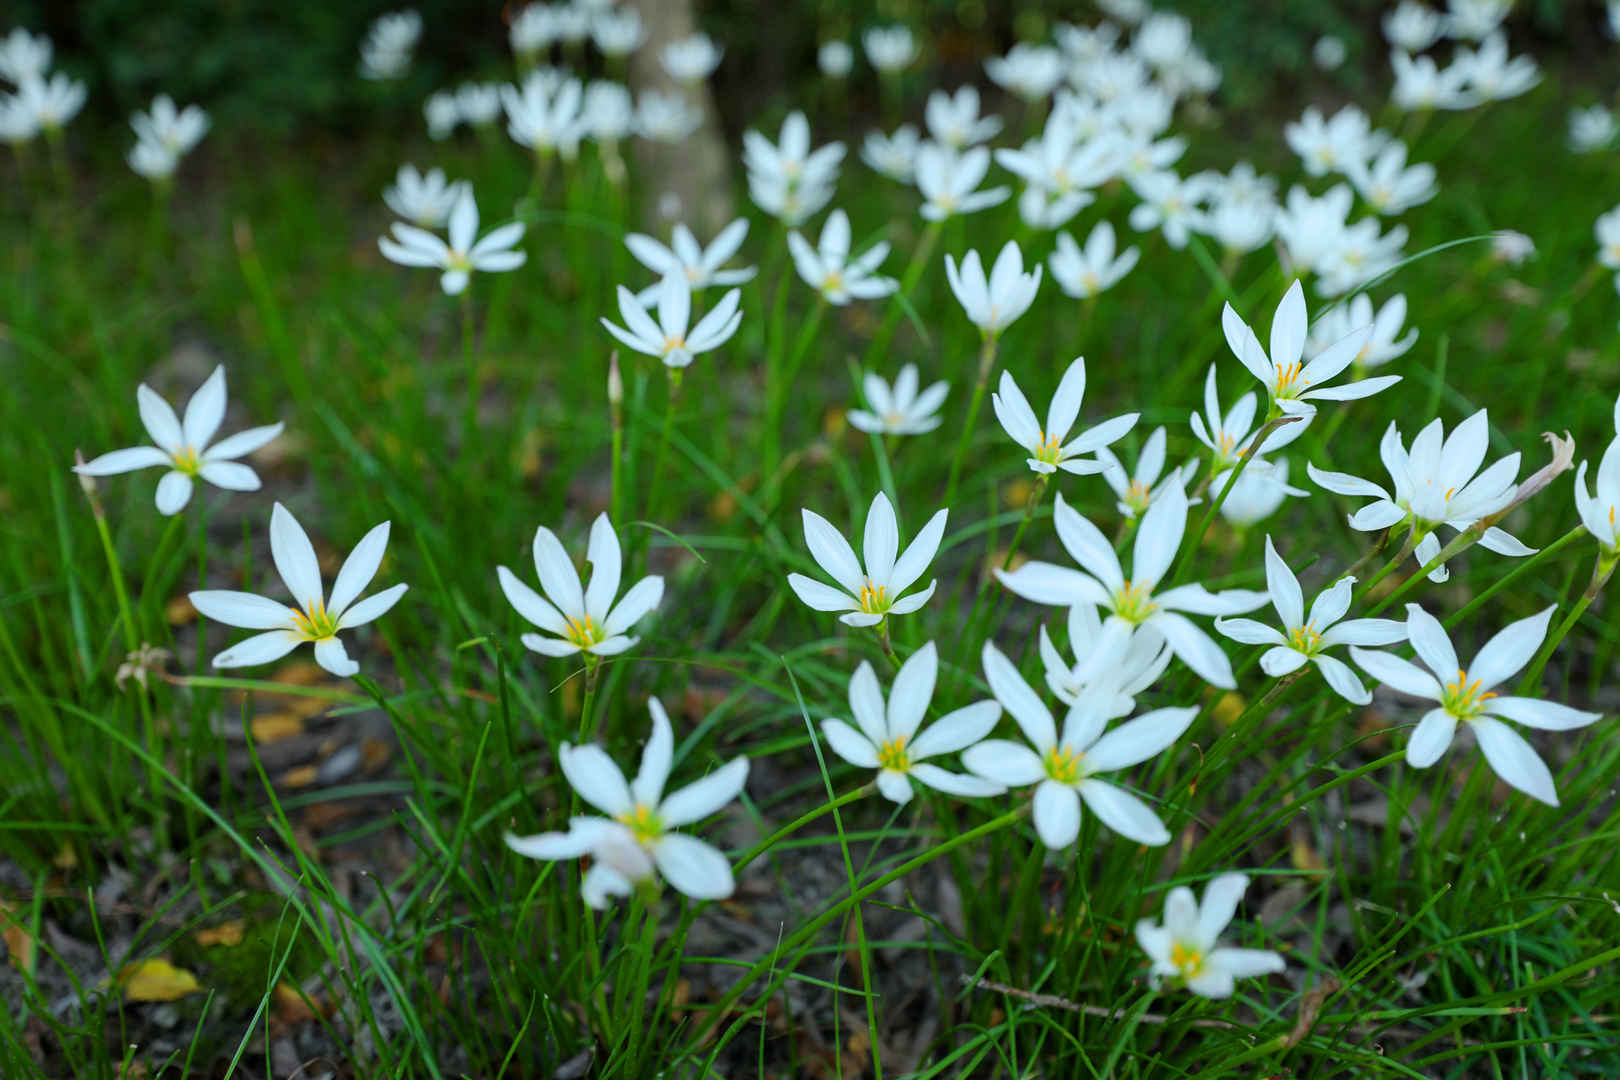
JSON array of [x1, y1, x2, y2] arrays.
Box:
[[1118, 133, 1188, 181], [1039, 605, 1172, 718], [963, 641, 1196, 848], [0, 94, 40, 144], [378, 188, 527, 295], [502, 74, 586, 160], [945, 241, 1041, 338], [581, 81, 634, 142], [916, 144, 1010, 221], [592, 9, 646, 57], [822, 644, 1004, 804], [1213, 460, 1307, 526], [1097, 427, 1197, 520], [382, 164, 468, 228], [1215, 537, 1405, 704], [509, 4, 558, 62], [600, 271, 742, 369], [1444, 0, 1511, 41], [635, 91, 701, 142], [1049, 222, 1140, 299], [1222, 280, 1390, 420], [506, 697, 748, 908], [424, 91, 459, 140], [1127, 170, 1207, 250], [1307, 294, 1417, 370], [1273, 183, 1353, 274], [454, 82, 502, 128], [1133, 11, 1193, 69], [1351, 605, 1601, 805], [996, 127, 1120, 230], [13, 72, 86, 131], [818, 41, 854, 78], [1491, 230, 1536, 264], [985, 44, 1064, 101], [1597, 206, 1620, 271], [992, 357, 1139, 476], [1307, 410, 1535, 582], [189, 504, 408, 677], [660, 32, 723, 82], [74, 366, 283, 516], [861, 124, 922, 182], [1136, 874, 1286, 998], [848, 364, 948, 436], [1313, 216, 1410, 298], [1346, 141, 1437, 215], [787, 209, 896, 305], [924, 87, 1002, 148], [996, 483, 1269, 689], [1190, 364, 1304, 471], [1383, 1, 1445, 52], [359, 9, 421, 80], [131, 94, 208, 158], [496, 514, 663, 658], [862, 25, 917, 72], [128, 139, 178, 180], [1202, 195, 1275, 256], [1568, 106, 1617, 154], [1284, 105, 1387, 178], [744, 111, 843, 226], [625, 219, 756, 304], [786, 492, 946, 627], [551, 5, 590, 45], [1390, 50, 1474, 111], [1453, 32, 1539, 101], [1572, 395, 1620, 553], [0, 28, 51, 84]]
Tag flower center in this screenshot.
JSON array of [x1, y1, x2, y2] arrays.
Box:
[[1288, 623, 1322, 654], [1082, 270, 1100, 294], [170, 445, 202, 475], [1034, 430, 1064, 465], [877, 736, 910, 772], [662, 334, 687, 355], [858, 580, 889, 615], [1125, 479, 1151, 514], [821, 269, 845, 295], [1112, 579, 1158, 624], [883, 409, 906, 428], [564, 613, 604, 649], [1043, 743, 1083, 784], [614, 802, 663, 846], [1170, 941, 1205, 978], [1442, 668, 1496, 719], [291, 598, 340, 641], [1273, 361, 1309, 398]]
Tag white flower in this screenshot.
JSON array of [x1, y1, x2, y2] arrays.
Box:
[[130, 94, 208, 157], [1049, 222, 1140, 299], [1572, 395, 1620, 552], [1097, 427, 1197, 519], [1347, 140, 1437, 215], [0, 28, 51, 84], [1284, 105, 1387, 178], [635, 90, 701, 142], [995, 124, 1122, 227], [744, 111, 843, 226], [1215, 536, 1405, 703], [1202, 195, 1275, 255], [0, 92, 41, 143], [848, 365, 948, 436], [552, 3, 592, 43], [1314, 216, 1410, 298], [454, 82, 501, 127], [992, 357, 1138, 476], [582, 80, 634, 141], [1223, 280, 1391, 420], [1307, 293, 1417, 370], [382, 164, 467, 228], [1133, 12, 1192, 69], [591, 9, 645, 57], [1351, 605, 1601, 805], [74, 366, 283, 516], [1039, 604, 1171, 717], [1491, 229, 1535, 264], [1307, 409, 1535, 583], [916, 143, 1010, 221], [1596, 206, 1620, 271], [1444, 0, 1511, 41], [128, 138, 177, 180], [1390, 50, 1475, 111], [1214, 460, 1307, 526], [1453, 31, 1539, 101], [963, 641, 1195, 848], [189, 503, 408, 677], [1136, 874, 1285, 998], [1314, 34, 1347, 69], [863, 25, 917, 72], [378, 188, 526, 295], [945, 241, 1041, 337], [359, 9, 421, 80], [625, 218, 756, 303], [996, 483, 1269, 689], [861, 124, 921, 182], [502, 74, 586, 159], [925, 86, 1002, 149], [1383, 1, 1445, 52], [823, 644, 1004, 804], [509, 4, 558, 59], [1055, 21, 1120, 63], [788, 209, 896, 305], [1569, 106, 1617, 154], [1098, 0, 1149, 23], [1274, 183, 1353, 273], [600, 271, 741, 369], [818, 40, 854, 78], [660, 32, 723, 82], [496, 514, 663, 658], [786, 492, 946, 628], [506, 697, 748, 908], [13, 72, 87, 130], [985, 44, 1063, 101], [1126, 170, 1207, 250], [424, 91, 459, 140], [1190, 363, 1305, 470]]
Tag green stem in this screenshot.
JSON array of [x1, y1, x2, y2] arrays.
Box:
[[648, 369, 682, 523], [460, 291, 478, 456], [1170, 414, 1300, 583], [865, 219, 942, 366], [577, 656, 601, 741], [944, 337, 998, 509], [1444, 525, 1588, 629], [1516, 549, 1617, 694], [608, 354, 625, 530]]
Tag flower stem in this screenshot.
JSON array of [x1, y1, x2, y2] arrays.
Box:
[[578, 655, 601, 741], [459, 291, 479, 457], [874, 620, 900, 669], [944, 336, 998, 510], [1515, 548, 1617, 695], [1170, 414, 1300, 583], [864, 219, 942, 367], [1001, 475, 1048, 572], [608, 353, 625, 529], [648, 368, 682, 523]]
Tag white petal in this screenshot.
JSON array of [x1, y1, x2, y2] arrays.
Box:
[[633, 698, 675, 807], [196, 461, 260, 491], [497, 565, 571, 635], [862, 493, 900, 587], [313, 636, 360, 677], [1467, 606, 1552, 691], [847, 661, 889, 745], [887, 641, 937, 742], [876, 769, 915, 804], [908, 762, 1004, 798], [822, 718, 880, 768], [1485, 696, 1601, 731], [1263, 536, 1304, 630], [188, 590, 298, 630], [532, 524, 586, 617], [583, 514, 623, 622], [1350, 646, 1443, 700], [1053, 492, 1124, 590], [212, 629, 302, 668], [1207, 946, 1285, 980], [1405, 603, 1459, 682], [270, 503, 324, 613], [1076, 779, 1169, 846], [888, 508, 948, 596], [559, 744, 634, 817], [659, 756, 749, 826], [962, 739, 1046, 786], [908, 699, 1001, 761], [1406, 707, 1458, 768], [182, 366, 228, 450], [205, 422, 285, 461], [1084, 706, 1196, 772], [154, 471, 193, 515], [1213, 617, 1286, 646], [1033, 780, 1082, 849], [652, 834, 736, 900], [602, 576, 664, 637], [982, 641, 1056, 750], [1149, 612, 1236, 689], [136, 384, 184, 454], [801, 508, 866, 596], [1195, 873, 1249, 948], [995, 562, 1110, 607], [787, 573, 859, 612], [1471, 716, 1558, 805], [75, 445, 172, 475], [1313, 654, 1370, 704], [1260, 646, 1308, 676], [328, 521, 390, 620]]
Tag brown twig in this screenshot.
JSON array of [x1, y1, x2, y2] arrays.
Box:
[[957, 974, 1235, 1028]]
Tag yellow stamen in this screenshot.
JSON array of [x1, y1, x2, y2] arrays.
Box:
[[662, 334, 687, 354], [858, 580, 889, 615], [1288, 624, 1322, 654], [1125, 479, 1151, 513], [614, 803, 663, 846], [821, 269, 845, 295], [1443, 667, 1497, 718], [1170, 941, 1205, 978], [565, 613, 603, 649], [1273, 360, 1309, 397], [1112, 579, 1158, 624], [1034, 430, 1064, 465], [1043, 743, 1082, 784], [877, 736, 910, 772], [171, 445, 202, 475], [291, 597, 338, 641]]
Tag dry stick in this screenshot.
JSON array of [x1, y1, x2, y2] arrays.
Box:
[[956, 975, 1233, 1028]]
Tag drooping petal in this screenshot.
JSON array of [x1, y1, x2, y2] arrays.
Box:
[[154, 471, 193, 515], [1471, 717, 1558, 805], [520, 632, 583, 657], [196, 461, 260, 491], [908, 763, 1004, 798], [876, 768, 914, 804], [1259, 646, 1308, 676], [1149, 612, 1237, 689], [1213, 617, 1286, 646], [1033, 780, 1082, 849], [652, 833, 736, 900], [1313, 654, 1370, 703], [1405, 707, 1458, 767], [313, 636, 360, 677], [1076, 778, 1170, 845]]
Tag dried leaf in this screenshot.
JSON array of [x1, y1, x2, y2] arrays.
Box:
[[165, 594, 197, 627], [120, 958, 203, 1001], [273, 981, 319, 1024], [278, 765, 318, 789], [195, 920, 245, 948], [1212, 691, 1246, 729], [251, 712, 304, 742], [1, 899, 36, 972]]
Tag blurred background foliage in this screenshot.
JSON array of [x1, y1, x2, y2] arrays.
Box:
[[13, 1, 1619, 136]]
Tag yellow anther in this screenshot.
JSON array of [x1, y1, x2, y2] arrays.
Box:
[[1274, 361, 1309, 396], [858, 580, 889, 614], [1443, 667, 1497, 717], [1288, 624, 1322, 654], [564, 613, 603, 648], [615, 803, 663, 846], [1044, 743, 1083, 784], [1034, 430, 1064, 464], [1113, 579, 1159, 624], [1170, 941, 1205, 977], [662, 334, 687, 354], [171, 446, 202, 475], [821, 269, 845, 295], [877, 736, 910, 772], [292, 597, 338, 641], [1443, 487, 1456, 501]]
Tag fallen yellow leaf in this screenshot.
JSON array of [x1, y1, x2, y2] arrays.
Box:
[[251, 712, 304, 742], [120, 958, 203, 1001], [1, 899, 35, 972], [195, 920, 246, 948], [1212, 691, 1247, 729]]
